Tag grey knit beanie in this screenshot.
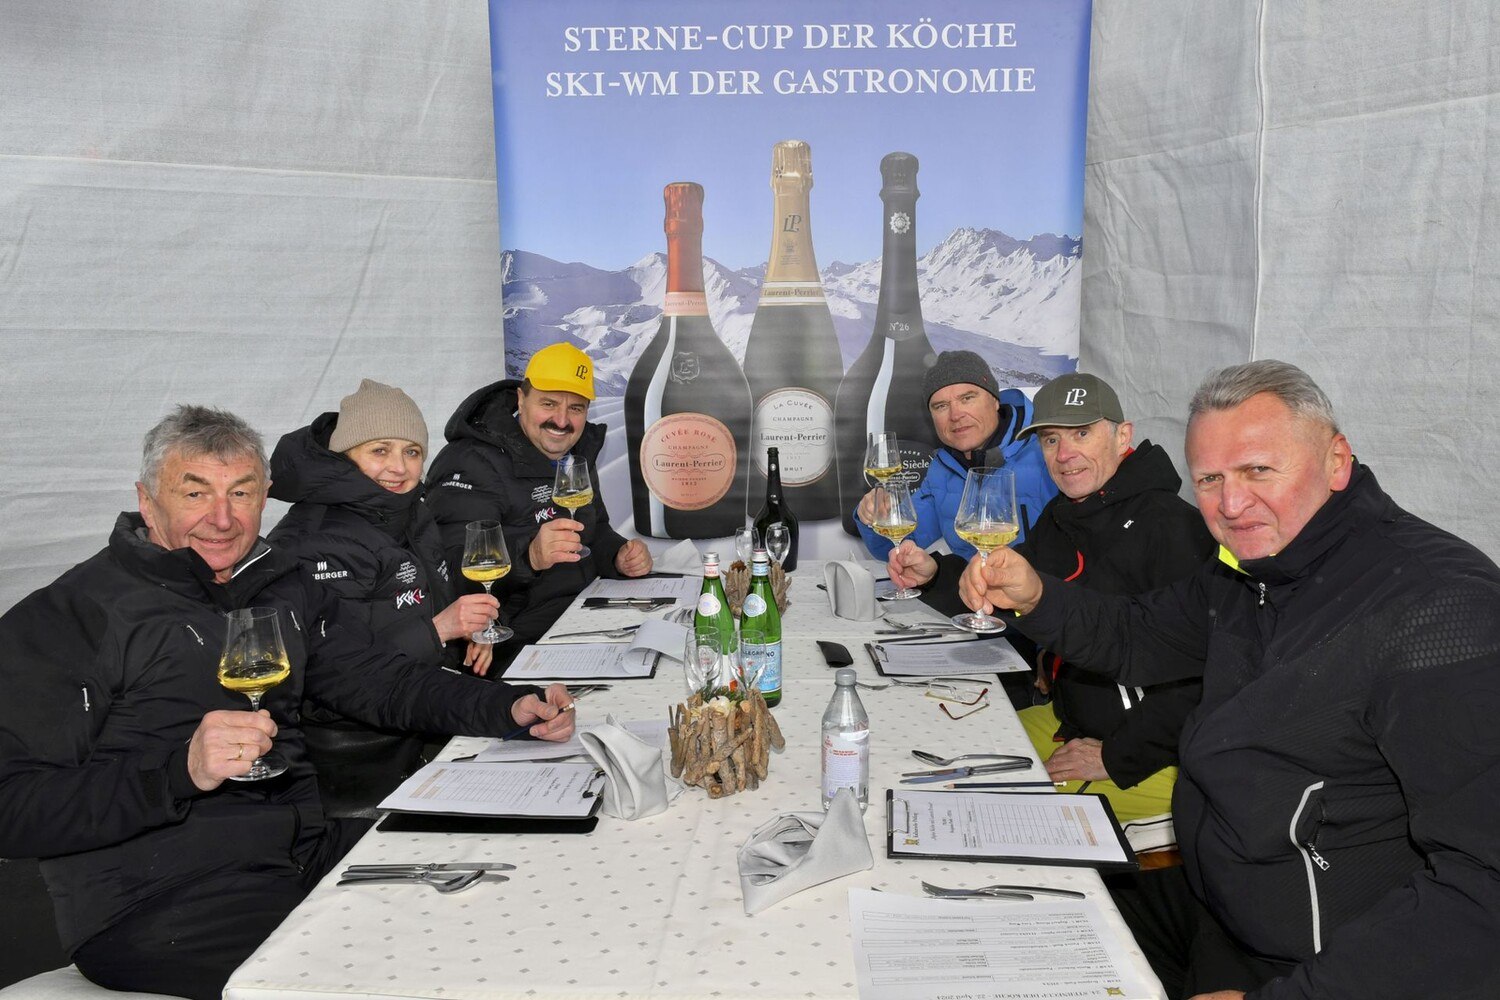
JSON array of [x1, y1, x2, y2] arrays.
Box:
[[328, 379, 429, 453], [922, 350, 1002, 404]]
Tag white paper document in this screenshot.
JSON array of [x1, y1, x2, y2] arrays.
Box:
[[847, 889, 1158, 1000], [506, 641, 658, 680], [466, 719, 670, 763], [378, 761, 601, 817], [579, 576, 699, 602], [889, 790, 1132, 867], [868, 640, 1031, 676]]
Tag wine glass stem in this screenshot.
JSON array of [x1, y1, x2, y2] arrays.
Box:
[[482, 582, 494, 596], [246, 693, 262, 712]]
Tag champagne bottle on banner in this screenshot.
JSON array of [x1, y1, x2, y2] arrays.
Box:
[[742, 140, 844, 520], [753, 446, 798, 572], [833, 152, 941, 535], [625, 182, 753, 539]]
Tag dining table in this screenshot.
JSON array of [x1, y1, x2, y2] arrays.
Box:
[[224, 560, 1165, 1000]]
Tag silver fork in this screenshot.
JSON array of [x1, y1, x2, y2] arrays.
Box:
[[878, 619, 966, 633], [921, 880, 1086, 900], [337, 870, 495, 893], [911, 750, 1031, 767]]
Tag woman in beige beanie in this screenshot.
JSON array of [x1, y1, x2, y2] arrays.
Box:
[[266, 379, 510, 815]]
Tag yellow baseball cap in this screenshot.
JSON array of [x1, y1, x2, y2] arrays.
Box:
[[523, 342, 595, 401]]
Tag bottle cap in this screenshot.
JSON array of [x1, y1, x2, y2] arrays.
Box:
[[771, 140, 812, 189], [880, 151, 920, 202], [663, 182, 705, 237], [835, 668, 856, 686]]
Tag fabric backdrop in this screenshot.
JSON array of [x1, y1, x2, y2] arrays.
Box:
[[2, 0, 1497, 614]]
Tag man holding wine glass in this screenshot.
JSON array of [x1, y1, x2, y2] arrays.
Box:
[[958, 362, 1500, 1000], [0, 405, 576, 1000], [853, 349, 1056, 561], [427, 342, 653, 671]]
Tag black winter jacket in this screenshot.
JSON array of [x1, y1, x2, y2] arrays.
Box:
[[269, 413, 456, 670], [0, 514, 538, 954], [1015, 464, 1500, 1000], [1011, 441, 1214, 787], [424, 380, 629, 646]]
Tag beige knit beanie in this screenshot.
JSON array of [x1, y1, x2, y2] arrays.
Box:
[[328, 379, 429, 454]]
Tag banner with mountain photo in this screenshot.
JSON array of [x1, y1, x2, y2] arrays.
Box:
[[488, 0, 1091, 548]]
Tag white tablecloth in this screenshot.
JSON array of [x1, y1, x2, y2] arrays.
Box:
[[225, 563, 1163, 1000]]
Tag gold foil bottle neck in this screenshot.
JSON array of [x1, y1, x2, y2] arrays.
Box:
[[663, 182, 705, 236], [771, 140, 813, 190]]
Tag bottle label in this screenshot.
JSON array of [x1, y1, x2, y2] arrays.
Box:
[[642, 413, 738, 511], [822, 728, 869, 799], [743, 593, 767, 617], [664, 291, 708, 317], [697, 592, 722, 616], [743, 640, 781, 695], [756, 280, 827, 306], [754, 388, 834, 485]]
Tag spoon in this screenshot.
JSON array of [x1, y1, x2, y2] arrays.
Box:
[[910, 750, 1031, 767], [336, 870, 493, 893]]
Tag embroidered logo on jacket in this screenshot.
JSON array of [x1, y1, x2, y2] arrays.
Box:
[[534, 506, 559, 524], [395, 561, 418, 585], [394, 588, 425, 610], [441, 472, 473, 490], [531, 484, 554, 503], [313, 559, 350, 581]]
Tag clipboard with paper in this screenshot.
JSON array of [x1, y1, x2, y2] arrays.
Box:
[[886, 788, 1137, 872], [375, 760, 604, 835], [864, 639, 1030, 676]]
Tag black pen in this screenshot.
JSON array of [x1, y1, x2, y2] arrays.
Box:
[[943, 780, 1064, 789]]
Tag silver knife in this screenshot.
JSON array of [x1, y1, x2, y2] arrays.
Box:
[[342, 862, 517, 873], [899, 760, 1033, 783]]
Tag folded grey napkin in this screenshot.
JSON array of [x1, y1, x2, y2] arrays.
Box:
[[655, 538, 705, 574], [823, 560, 882, 621], [737, 787, 874, 915], [579, 717, 670, 820]]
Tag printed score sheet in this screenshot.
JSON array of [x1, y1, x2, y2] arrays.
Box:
[[378, 761, 600, 818], [890, 790, 1132, 867], [848, 889, 1158, 1000]]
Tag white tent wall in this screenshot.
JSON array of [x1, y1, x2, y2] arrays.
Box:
[[1083, 0, 1500, 557], [2, 2, 1497, 617], [0, 1, 505, 613]]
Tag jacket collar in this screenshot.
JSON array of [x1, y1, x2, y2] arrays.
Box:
[[1235, 461, 1387, 587], [110, 512, 296, 611], [1049, 440, 1180, 523]]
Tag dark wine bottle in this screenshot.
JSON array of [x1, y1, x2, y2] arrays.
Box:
[[624, 182, 753, 539], [742, 140, 844, 521], [753, 446, 799, 572], [833, 152, 942, 535]]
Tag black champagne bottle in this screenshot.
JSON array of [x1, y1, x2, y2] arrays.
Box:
[[833, 152, 941, 535], [742, 140, 844, 521], [753, 446, 799, 571], [624, 182, 753, 539]]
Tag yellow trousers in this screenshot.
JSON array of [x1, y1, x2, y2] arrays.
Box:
[[1018, 702, 1177, 824]]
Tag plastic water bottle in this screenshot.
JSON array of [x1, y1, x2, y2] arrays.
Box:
[[821, 668, 870, 812]]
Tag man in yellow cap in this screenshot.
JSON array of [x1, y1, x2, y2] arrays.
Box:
[[426, 343, 653, 671]]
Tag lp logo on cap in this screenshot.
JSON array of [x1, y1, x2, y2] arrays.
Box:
[[575, 364, 588, 378], [1064, 388, 1088, 406]]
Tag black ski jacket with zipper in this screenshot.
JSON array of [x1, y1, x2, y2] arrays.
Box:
[[1012, 463, 1500, 1000]]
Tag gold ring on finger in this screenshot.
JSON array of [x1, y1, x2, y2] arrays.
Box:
[[234, 744, 244, 761]]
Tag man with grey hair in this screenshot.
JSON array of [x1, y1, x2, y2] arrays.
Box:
[[961, 360, 1500, 999], [0, 405, 576, 999]]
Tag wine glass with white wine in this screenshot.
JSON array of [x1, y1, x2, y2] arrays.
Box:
[[551, 454, 594, 559], [863, 432, 902, 486], [218, 607, 291, 781], [462, 520, 513, 644], [870, 480, 922, 599], [950, 467, 1019, 632]]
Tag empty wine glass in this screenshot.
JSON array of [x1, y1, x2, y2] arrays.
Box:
[[551, 455, 593, 559], [863, 432, 902, 486], [764, 522, 790, 566], [871, 481, 922, 599], [218, 607, 291, 781], [951, 467, 1018, 633], [462, 520, 513, 644], [733, 525, 759, 566]]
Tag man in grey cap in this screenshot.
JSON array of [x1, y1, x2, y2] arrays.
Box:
[[854, 349, 1056, 560], [889, 371, 1213, 823]]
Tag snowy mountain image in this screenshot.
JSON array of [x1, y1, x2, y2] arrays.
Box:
[[501, 226, 1079, 397]]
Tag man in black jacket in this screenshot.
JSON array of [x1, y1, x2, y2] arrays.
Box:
[[888, 372, 1213, 824], [426, 343, 653, 664], [0, 406, 576, 1000], [961, 361, 1500, 1000]]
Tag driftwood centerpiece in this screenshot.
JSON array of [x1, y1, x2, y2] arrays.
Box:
[[669, 689, 785, 798], [724, 560, 790, 617]]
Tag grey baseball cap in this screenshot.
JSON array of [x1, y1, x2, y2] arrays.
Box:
[[1019, 372, 1125, 437]]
